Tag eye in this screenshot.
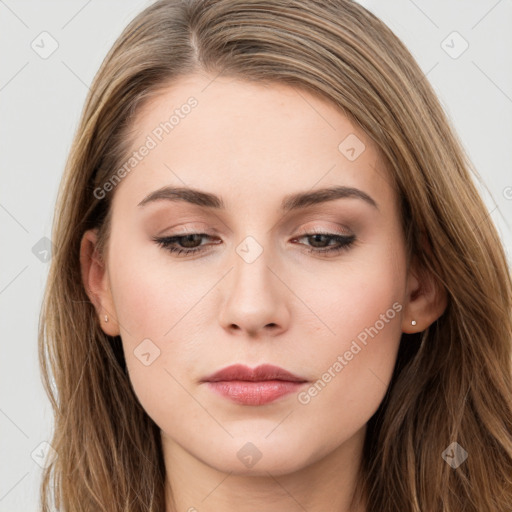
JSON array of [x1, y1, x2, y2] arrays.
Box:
[[152, 230, 356, 257], [152, 233, 218, 256], [291, 231, 356, 255]]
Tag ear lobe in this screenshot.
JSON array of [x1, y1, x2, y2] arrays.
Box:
[[79, 229, 119, 336], [401, 262, 448, 334]]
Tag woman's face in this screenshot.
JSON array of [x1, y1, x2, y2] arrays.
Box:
[[85, 72, 412, 476]]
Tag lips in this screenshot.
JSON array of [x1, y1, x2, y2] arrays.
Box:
[[201, 364, 308, 406], [202, 364, 307, 383]]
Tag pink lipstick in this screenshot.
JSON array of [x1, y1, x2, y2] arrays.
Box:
[[201, 364, 308, 406]]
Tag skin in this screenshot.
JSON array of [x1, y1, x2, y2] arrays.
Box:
[[81, 72, 446, 512]]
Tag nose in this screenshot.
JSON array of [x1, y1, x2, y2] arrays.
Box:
[[217, 241, 290, 338]]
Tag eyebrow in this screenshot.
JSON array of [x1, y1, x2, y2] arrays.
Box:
[[137, 185, 378, 212]]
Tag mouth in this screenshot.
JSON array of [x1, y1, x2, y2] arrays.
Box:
[[201, 364, 309, 406]]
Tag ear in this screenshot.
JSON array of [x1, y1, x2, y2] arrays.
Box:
[[401, 257, 448, 334], [79, 229, 120, 336]]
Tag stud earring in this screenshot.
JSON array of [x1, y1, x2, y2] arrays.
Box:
[[104, 315, 109, 323], [411, 320, 417, 326]]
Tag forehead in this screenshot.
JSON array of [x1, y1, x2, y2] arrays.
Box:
[[111, 72, 396, 215]]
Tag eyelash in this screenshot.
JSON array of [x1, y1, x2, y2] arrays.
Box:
[[152, 230, 356, 257]]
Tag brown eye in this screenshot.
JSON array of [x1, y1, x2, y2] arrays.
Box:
[[153, 233, 216, 256], [293, 232, 356, 255]]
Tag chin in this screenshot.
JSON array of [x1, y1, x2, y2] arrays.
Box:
[[197, 435, 322, 477]]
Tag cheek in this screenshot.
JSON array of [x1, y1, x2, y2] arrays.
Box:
[[302, 239, 405, 346], [108, 234, 209, 343], [296, 312, 402, 452], [107, 238, 225, 419], [294, 246, 405, 440]]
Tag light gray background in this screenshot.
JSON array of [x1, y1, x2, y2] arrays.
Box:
[[1, 1, 511, 510]]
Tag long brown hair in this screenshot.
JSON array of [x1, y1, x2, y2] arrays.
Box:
[[39, 0, 512, 510]]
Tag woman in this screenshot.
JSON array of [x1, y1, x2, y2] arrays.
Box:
[[38, 0, 512, 510]]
